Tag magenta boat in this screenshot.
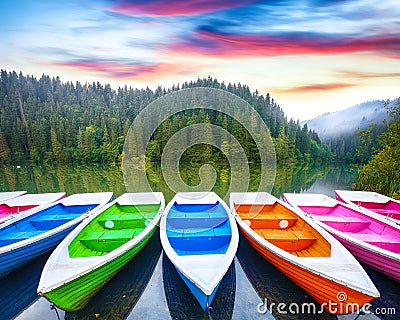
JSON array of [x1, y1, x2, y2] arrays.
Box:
[[0, 193, 66, 223], [284, 193, 400, 282], [335, 190, 400, 225]]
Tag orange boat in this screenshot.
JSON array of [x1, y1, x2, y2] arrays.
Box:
[[230, 192, 379, 315]]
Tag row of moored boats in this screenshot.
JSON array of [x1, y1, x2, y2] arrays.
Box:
[[0, 190, 399, 314]]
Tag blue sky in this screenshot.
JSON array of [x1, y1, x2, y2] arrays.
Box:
[[1, 0, 399, 120]]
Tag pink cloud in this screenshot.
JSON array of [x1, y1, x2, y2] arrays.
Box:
[[273, 83, 356, 93], [338, 70, 400, 79], [109, 0, 256, 16], [171, 30, 400, 59], [54, 60, 198, 81]]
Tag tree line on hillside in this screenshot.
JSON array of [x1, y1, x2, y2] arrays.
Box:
[[355, 99, 400, 199], [325, 127, 385, 163], [0, 70, 333, 165], [306, 100, 392, 163]]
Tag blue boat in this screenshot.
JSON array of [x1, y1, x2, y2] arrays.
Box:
[[0, 192, 113, 278], [160, 192, 239, 310], [0, 253, 50, 320]]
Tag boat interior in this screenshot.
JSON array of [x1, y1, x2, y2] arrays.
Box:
[[166, 202, 232, 256], [68, 203, 160, 258], [234, 202, 331, 257], [0, 204, 36, 218], [356, 201, 400, 219], [0, 204, 95, 247], [299, 204, 400, 254]]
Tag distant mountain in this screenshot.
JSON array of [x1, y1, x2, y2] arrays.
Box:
[[302, 99, 397, 162], [303, 100, 391, 140]]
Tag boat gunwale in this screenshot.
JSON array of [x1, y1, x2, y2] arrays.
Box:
[[335, 190, 400, 205], [335, 190, 400, 225], [1, 192, 66, 207], [0, 191, 27, 203]]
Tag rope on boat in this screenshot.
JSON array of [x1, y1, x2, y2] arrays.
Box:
[[206, 302, 213, 320], [50, 303, 61, 320], [353, 307, 367, 320]]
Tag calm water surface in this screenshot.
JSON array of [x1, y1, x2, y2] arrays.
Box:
[[0, 164, 398, 320]]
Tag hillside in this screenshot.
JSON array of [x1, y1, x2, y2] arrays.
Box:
[[303, 100, 390, 140], [0, 70, 332, 164], [303, 100, 395, 162]]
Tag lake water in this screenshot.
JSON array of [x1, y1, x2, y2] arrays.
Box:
[[0, 164, 398, 320]]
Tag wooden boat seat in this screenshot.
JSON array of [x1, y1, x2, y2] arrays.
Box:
[[167, 216, 228, 229], [98, 213, 149, 229], [0, 230, 43, 246], [256, 229, 317, 252], [318, 216, 371, 233], [239, 214, 298, 229], [80, 228, 142, 252], [29, 213, 82, 230]]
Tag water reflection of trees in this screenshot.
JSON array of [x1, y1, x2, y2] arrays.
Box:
[[0, 163, 349, 201], [272, 163, 332, 197], [0, 164, 126, 197]]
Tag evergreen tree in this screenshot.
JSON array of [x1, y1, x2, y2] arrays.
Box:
[[356, 99, 400, 199], [0, 70, 332, 165]]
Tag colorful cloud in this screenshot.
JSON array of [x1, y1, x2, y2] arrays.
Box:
[[273, 83, 356, 93], [170, 28, 400, 59], [53, 59, 199, 81], [109, 0, 257, 16], [1, 0, 399, 121], [337, 70, 400, 79]]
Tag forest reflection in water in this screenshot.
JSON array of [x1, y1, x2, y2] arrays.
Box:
[[0, 162, 355, 202]]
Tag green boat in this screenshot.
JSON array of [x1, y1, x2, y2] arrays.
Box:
[[37, 192, 164, 311]]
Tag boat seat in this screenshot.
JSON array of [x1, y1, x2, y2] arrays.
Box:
[[239, 214, 297, 229], [168, 224, 231, 252], [112, 211, 157, 219], [347, 233, 400, 253], [61, 204, 97, 213], [258, 229, 317, 252], [318, 216, 371, 233], [80, 229, 142, 252], [0, 230, 43, 247], [214, 222, 232, 237], [317, 216, 348, 222], [29, 213, 82, 230], [372, 209, 400, 218], [98, 213, 150, 229], [167, 216, 228, 229]]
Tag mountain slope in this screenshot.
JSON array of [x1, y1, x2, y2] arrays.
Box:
[[303, 100, 390, 140], [302, 100, 397, 162]]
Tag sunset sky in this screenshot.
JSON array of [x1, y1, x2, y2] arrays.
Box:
[[1, 0, 399, 120]]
